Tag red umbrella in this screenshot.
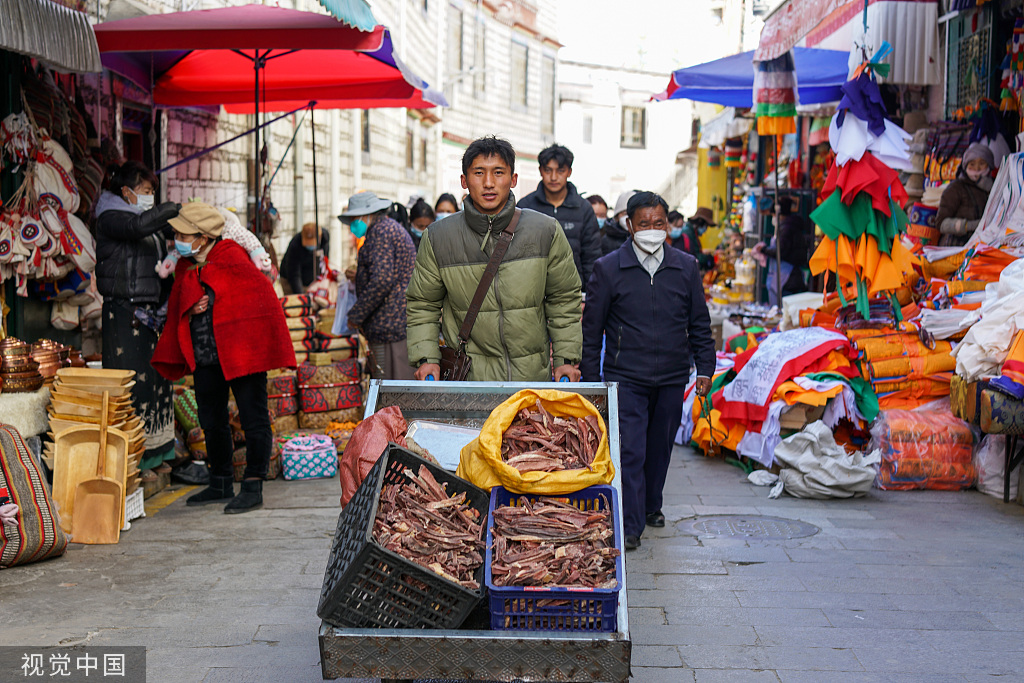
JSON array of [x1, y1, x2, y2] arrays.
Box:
[[94, 4, 445, 231], [94, 4, 446, 112]]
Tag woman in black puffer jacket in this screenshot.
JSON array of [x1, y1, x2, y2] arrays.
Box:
[[94, 161, 180, 476]]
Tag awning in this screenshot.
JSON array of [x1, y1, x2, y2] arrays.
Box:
[[0, 0, 101, 73], [754, 0, 846, 62], [652, 47, 850, 108], [698, 108, 755, 149], [805, 0, 940, 86], [315, 0, 378, 31], [755, 0, 940, 86]]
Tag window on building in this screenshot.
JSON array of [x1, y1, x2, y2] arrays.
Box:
[[473, 20, 486, 96], [541, 55, 555, 136], [691, 118, 701, 147], [511, 41, 528, 109], [360, 110, 370, 153], [420, 136, 428, 173], [582, 115, 593, 144], [406, 119, 415, 170], [620, 106, 646, 149], [447, 5, 463, 79]]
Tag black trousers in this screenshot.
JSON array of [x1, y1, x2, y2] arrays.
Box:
[[193, 365, 271, 480], [617, 381, 687, 538]]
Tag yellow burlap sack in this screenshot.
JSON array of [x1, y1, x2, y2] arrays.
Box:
[[456, 389, 614, 493]]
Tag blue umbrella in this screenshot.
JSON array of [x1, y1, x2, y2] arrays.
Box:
[[653, 47, 851, 107]]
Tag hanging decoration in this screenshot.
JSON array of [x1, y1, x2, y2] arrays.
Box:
[[724, 137, 744, 168], [754, 51, 797, 136], [0, 111, 95, 297], [808, 43, 917, 321]]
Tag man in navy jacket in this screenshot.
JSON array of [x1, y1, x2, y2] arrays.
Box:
[[517, 144, 602, 290], [582, 191, 716, 550]]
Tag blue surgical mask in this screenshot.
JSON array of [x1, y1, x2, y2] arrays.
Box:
[[410, 226, 424, 238], [175, 239, 197, 257], [435, 212, 452, 220], [304, 244, 316, 252], [696, 224, 707, 236], [350, 219, 368, 238], [596, 218, 607, 229], [669, 227, 684, 240]]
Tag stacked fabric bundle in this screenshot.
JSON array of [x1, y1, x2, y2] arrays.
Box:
[[268, 371, 300, 433], [808, 54, 917, 321], [871, 410, 975, 490], [281, 294, 358, 363], [296, 359, 363, 430], [953, 258, 1024, 381], [684, 328, 876, 467]]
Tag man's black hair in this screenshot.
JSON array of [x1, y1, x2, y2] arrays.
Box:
[[626, 191, 669, 220], [434, 193, 459, 212], [778, 196, 795, 216], [587, 194, 607, 208], [538, 144, 574, 170], [108, 161, 158, 197], [410, 198, 435, 222], [462, 135, 516, 175], [667, 210, 684, 223]]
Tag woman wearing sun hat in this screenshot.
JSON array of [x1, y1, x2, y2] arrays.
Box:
[[152, 202, 295, 514]]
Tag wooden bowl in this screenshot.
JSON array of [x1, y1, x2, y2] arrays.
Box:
[[54, 368, 135, 386]]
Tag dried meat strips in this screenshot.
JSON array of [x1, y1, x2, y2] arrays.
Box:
[[373, 465, 484, 590], [491, 495, 619, 589], [501, 400, 602, 473]]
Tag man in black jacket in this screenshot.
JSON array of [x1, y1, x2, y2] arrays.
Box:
[[582, 191, 715, 551], [517, 144, 601, 290]]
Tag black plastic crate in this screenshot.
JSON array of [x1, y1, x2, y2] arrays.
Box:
[[317, 443, 489, 629]]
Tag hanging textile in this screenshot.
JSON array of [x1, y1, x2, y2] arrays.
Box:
[[808, 44, 917, 321], [754, 51, 797, 136]]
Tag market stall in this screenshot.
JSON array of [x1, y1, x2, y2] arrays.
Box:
[[317, 380, 631, 683]]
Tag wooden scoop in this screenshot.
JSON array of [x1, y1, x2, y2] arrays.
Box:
[[71, 392, 122, 545]]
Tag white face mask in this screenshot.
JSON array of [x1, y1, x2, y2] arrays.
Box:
[[965, 168, 988, 183], [618, 215, 629, 230], [632, 228, 667, 255], [136, 194, 155, 211]]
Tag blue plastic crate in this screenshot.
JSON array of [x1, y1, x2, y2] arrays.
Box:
[[484, 485, 622, 633]]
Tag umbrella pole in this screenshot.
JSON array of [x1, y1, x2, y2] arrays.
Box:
[[773, 134, 783, 309], [254, 50, 262, 236]]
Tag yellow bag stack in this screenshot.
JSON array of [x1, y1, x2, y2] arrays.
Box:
[[457, 389, 615, 493]]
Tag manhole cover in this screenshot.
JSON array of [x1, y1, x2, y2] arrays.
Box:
[[678, 515, 820, 539]]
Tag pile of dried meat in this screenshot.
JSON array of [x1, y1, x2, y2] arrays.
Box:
[[490, 494, 619, 589], [373, 465, 484, 590], [501, 400, 602, 473]]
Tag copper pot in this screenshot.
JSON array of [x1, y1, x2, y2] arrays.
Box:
[[0, 338, 30, 358]]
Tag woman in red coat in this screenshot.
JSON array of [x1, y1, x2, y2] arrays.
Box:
[[152, 203, 295, 513]]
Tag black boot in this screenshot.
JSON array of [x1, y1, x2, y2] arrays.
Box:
[[186, 475, 235, 506], [224, 479, 263, 514]]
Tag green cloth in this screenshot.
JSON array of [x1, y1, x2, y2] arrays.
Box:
[[806, 372, 880, 423], [755, 103, 797, 117], [810, 192, 908, 255], [405, 192, 583, 382]]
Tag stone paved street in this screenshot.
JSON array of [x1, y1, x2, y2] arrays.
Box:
[[1, 445, 1021, 682]]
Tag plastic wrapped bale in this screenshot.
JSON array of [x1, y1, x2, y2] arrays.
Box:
[[870, 410, 976, 490]]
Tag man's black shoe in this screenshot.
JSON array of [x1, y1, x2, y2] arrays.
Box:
[[624, 535, 641, 550], [646, 511, 665, 528]]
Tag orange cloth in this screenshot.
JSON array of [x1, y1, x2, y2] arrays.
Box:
[[1001, 330, 1024, 385], [691, 405, 745, 455], [868, 353, 956, 380], [774, 381, 844, 406]]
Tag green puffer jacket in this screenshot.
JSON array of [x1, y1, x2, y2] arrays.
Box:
[[406, 193, 582, 382]]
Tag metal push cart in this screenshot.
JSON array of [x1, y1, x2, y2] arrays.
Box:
[[319, 380, 632, 682]]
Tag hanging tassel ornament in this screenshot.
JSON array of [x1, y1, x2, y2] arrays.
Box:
[[754, 51, 797, 136]]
